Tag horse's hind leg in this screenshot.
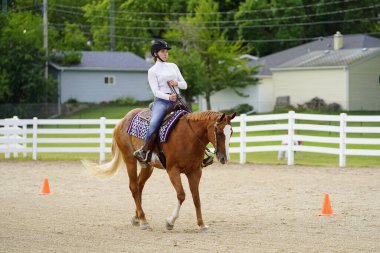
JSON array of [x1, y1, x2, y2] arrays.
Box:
[[124, 158, 150, 230], [187, 169, 208, 232], [166, 167, 185, 230], [135, 163, 154, 228]]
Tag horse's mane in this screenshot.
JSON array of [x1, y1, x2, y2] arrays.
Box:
[[185, 111, 221, 121]]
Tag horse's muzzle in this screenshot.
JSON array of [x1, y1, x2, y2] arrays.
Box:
[[217, 153, 228, 164]]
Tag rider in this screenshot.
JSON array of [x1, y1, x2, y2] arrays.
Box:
[[133, 39, 188, 162]]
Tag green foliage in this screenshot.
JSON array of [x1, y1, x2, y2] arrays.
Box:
[[166, 0, 259, 109], [235, 0, 380, 56], [51, 51, 82, 66], [0, 12, 57, 104], [82, 0, 188, 56], [65, 98, 79, 104], [222, 103, 254, 115], [111, 97, 138, 105], [55, 22, 90, 51]]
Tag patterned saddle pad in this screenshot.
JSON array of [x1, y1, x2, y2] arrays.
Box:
[[127, 109, 188, 142]]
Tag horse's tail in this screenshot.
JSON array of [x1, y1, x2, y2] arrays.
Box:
[[82, 137, 123, 178]]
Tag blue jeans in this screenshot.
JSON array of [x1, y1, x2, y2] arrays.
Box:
[[144, 98, 175, 143]]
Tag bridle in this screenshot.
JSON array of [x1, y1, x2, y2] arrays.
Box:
[[168, 84, 225, 156], [184, 114, 224, 156]]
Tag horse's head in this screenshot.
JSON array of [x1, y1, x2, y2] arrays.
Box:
[[211, 112, 236, 164]]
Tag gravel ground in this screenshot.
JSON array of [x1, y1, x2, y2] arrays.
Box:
[[1, 161, 379, 252]]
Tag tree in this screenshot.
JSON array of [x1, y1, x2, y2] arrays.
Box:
[[166, 0, 259, 110], [235, 0, 380, 57], [0, 12, 56, 104], [82, 0, 188, 56]]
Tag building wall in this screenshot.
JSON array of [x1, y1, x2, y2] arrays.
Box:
[[199, 76, 274, 113], [348, 53, 380, 111], [272, 68, 348, 109], [256, 76, 275, 112], [60, 70, 152, 103]]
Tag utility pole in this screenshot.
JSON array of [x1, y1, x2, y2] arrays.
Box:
[[43, 0, 48, 80], [2, 0, 7, 16], [109, 0, 115, 51]]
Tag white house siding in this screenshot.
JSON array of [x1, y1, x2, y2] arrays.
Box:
[[199, 76, 274, 113], [257, 76, 275, 112], [272, 68, 348, 109], [348, 53, 380, 111], [60, 70, 152, 103]]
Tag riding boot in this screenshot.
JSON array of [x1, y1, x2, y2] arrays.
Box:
[[201, 155, 214, 167], [133, 131, 158, 162]]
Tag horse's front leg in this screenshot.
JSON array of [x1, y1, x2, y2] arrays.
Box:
[[166, 167, 185, 230], [187, 169, 208, 232]]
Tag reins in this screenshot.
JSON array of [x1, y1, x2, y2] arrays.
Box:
[[184, 117, 215, 155], [168, 84, 218, 159], [168, 85, 192, 113]]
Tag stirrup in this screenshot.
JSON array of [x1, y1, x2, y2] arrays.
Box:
[[201, 156, 213, 167], [133, 149, 150, 162]]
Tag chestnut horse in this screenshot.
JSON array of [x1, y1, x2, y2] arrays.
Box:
[[83, 109, 236, 231]]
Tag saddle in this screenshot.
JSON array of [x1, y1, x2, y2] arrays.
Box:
[[137, 107, 175, 124], [137, 102, 190, 122], [127, 109, 188, 143]]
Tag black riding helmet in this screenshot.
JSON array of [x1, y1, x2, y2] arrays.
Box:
[[151, 39, 171, 57]]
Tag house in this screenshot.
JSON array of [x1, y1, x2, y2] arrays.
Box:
[[199, 32, 380, 112], [50, 51, 153, 107]]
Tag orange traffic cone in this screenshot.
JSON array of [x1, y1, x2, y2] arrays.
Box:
[[39, 178, 51, 195], [319, 193, 334, 216]]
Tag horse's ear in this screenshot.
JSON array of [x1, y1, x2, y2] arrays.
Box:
[[217, 113, 226, 122], [230, 112, 237, 120]]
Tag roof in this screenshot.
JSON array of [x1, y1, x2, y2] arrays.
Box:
[[251, 34, 380, 75], [51, 51, 152, 71], [274, 48, 380, 69]]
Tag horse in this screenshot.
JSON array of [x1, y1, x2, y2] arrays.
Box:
[[83, 109, 236, 232]]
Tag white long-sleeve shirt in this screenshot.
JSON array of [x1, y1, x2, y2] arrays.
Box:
[[148, 61, 187, 101]]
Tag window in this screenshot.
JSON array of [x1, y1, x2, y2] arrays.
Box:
[[104, 76, 115, 85]]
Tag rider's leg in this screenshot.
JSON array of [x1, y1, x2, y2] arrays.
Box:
[[134, 98, 172, 162]]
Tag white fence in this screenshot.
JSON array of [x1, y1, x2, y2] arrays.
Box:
[[1, 111, 380, 167], [0, 116, 119, 161]]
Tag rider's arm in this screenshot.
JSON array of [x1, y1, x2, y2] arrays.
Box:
[[172, 63, 187, 90], [148, 68, 171, 101]]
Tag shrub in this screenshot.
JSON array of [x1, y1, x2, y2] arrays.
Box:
[[223, 103, 254, 115], [65, 98, 78, 104], [112, 97, 138, 105], [326, 103, 342, 112]]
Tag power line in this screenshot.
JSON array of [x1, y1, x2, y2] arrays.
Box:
[[50, 25, 379, 44], [49, 15, 380, 31], [49, 2, 380, 25], [51, 0, 358, 16]]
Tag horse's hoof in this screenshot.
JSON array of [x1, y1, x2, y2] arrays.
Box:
[[131, 217, 139, 226], [166, 219, 174, 230], [140, 222, 150, 230], [200, 225, 209, 232]]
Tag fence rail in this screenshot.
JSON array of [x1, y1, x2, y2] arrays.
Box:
[[1, 111, 380, 167]]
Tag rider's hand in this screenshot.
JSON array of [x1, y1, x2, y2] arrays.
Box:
[[167, 80, 178, 87], [169, 94, 177, 101]]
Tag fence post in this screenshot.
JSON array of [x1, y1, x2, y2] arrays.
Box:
[[239, 114, 247, 164], [32, 117, 38, 160], [22, 122, 27, 157], [99, 117, 106, 161], [12, 116, 19, 158], [287, 111, 295, 165], [4, 117, 10, 159], [339, 113, 347, 167]]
